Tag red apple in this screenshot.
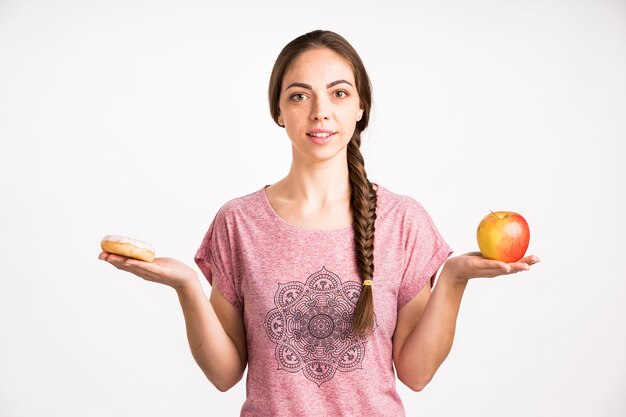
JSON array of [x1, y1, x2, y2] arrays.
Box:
[[476, 211, 530, 263]]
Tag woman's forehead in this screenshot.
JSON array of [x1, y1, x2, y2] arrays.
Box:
[[282, 48, 355, 88]]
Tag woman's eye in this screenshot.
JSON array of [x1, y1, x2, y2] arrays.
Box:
[[334, 90, 348, 98], [291, 93, 306, 101]]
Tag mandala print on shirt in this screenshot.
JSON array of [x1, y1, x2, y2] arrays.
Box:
[[263, 266, 378, 387]]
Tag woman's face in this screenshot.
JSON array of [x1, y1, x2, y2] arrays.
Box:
[[278, 48, 364, 163]]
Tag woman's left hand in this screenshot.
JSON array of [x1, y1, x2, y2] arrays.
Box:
[[443, 252, 541, 284]]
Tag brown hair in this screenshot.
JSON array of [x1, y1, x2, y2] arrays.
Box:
[[268, 30, 377, 338]]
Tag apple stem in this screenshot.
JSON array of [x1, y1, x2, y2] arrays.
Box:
[[490, 210, 500, 219]]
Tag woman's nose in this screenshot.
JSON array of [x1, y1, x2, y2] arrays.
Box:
[[310, 96, 330, 121]]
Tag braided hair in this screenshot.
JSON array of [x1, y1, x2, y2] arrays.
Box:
[[268, 30, 377, 337]]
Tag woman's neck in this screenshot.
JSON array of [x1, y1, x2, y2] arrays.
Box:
[[277, 158, 351, 208]]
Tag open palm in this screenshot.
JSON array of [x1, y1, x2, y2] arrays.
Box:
[[444, 251, 541, 282], [98, 252, 197, 290]]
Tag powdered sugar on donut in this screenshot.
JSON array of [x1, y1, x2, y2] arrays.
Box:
[[101, 235, 155, 252]]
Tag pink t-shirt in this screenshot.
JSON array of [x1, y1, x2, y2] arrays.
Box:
[[194, 184, 453, 417]]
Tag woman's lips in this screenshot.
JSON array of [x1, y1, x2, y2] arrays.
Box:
[[307, 132, 336, 145]]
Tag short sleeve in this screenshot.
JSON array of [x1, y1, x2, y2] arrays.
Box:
[[194, 206, 243, 314], [397, 199, 454, 311]]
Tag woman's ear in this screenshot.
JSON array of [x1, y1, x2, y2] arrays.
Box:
[[278, 114, 284, 127], [357, 109, 364, 121]]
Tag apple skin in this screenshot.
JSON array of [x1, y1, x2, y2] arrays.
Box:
[[477, 211, 530, 263]]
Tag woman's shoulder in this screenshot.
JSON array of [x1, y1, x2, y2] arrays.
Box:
[[376, 183, 426, 213], [375, 184, 442, 235], [212, 186, 267, 222]]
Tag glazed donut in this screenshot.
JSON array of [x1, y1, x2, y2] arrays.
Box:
[[101, 235, 155, 262]]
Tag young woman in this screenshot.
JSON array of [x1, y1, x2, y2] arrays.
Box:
[[99, 30, 540, 416]]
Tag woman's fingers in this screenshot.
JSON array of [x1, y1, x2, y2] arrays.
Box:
[[99, 252, 127, 267], [481, 258, 510, 271], [99, 252, 157, 279], [100, 251, 153, 269], [477, 260, 530, 277], [448, 251, 541, 280], [99, 253, 196, 290], [519, 255, 541, 265], [506, 255, 541, 273], [509, 261, 530, 270], [475, 254, 540, 272]]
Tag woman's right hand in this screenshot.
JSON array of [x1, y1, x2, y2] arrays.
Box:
[[98, 251, 198, 291]]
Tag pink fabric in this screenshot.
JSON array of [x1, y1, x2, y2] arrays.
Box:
[[194, 184, 453, 417]]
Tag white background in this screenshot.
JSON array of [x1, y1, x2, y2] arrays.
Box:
[[1, 0, 625, 416]]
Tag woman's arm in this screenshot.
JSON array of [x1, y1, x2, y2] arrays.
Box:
[[99, 252, 246, 392], [393, 265, 467, 391], [393, 253, 540, 391], [176, 279, 247, 392]]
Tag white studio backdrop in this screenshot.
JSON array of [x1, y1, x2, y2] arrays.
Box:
[[1, 0, 624, 416]]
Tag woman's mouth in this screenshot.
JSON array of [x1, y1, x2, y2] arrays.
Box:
[[307, 131, 336, 145]]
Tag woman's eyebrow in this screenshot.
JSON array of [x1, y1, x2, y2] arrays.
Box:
[[285, 80, 354, 90], [327, 79, 353, 88]]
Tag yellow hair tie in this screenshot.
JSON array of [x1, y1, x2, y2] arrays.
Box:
[[363, 280, 373, 286]]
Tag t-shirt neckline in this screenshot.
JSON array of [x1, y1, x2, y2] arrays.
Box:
[[260, 184, 382, 236]]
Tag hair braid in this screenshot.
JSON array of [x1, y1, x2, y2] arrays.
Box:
[[347, 129, 377, 338], [267, 29, 377, 337]]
